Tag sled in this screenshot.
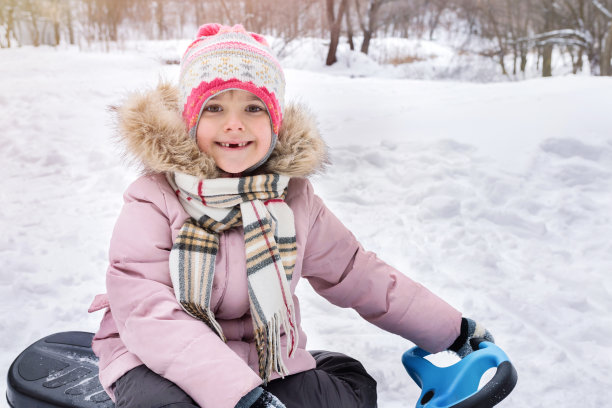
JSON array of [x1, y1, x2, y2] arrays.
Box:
[[402, 340, 518, 408], [6, 332, 517, 408], [6, 332, 113, 407]]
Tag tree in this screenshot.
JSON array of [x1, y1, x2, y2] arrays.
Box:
[[325, 0, 349, 65], [426, 0, 451, 40], [478, 0, 512, 76], [541, 0, 556, 76], [593, 0, 612, 74], [354, 0, 390, 55], [153, 0, 165, 39], [0, 0, 18, 47]]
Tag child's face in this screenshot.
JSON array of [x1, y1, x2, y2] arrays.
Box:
[[196, 89, 272, 175]]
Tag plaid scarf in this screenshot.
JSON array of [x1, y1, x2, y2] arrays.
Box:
[[166, 172, 298, 383]]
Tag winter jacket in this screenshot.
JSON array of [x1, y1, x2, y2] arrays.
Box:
[[89, 83, 462, 408]]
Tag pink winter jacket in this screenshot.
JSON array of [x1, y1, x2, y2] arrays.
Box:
[[89, 84, 461, 408]]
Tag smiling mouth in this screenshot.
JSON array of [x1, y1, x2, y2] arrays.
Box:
[[216, 141, 252, 149]]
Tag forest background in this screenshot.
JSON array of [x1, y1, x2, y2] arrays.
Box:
[[2, 0, 612, 79]]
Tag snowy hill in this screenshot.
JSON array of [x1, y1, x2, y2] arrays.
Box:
[[1, 41, 612, 407]]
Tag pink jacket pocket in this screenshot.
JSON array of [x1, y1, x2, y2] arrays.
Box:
[[88, 293, 110, 313]]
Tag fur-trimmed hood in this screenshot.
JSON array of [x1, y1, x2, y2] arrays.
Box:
[[113, 82, 328, 179]]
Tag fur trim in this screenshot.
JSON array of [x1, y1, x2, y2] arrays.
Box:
[[113, 82, 328, 179]]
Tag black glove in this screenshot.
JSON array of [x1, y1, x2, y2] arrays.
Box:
[[448, 317, 495, 358], [236, 387, 286, 408]]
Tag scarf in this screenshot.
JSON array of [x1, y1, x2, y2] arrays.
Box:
[[166, 172, 299, 383]]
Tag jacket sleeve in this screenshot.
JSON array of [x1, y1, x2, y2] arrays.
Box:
[[106, 176, 261, 408], [299, 180, 462, 353]]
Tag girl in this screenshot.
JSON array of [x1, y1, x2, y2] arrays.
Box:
[[89, 23, 494, 408]]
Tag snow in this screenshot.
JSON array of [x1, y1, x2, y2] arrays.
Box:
[[2, 40, 612, 408]]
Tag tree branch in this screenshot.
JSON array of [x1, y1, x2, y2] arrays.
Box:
[[592, 0, 612, 19]]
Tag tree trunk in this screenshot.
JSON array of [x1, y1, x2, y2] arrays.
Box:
[[520, 51, 527, 73], [587, 46, 600, 75], [109, 20, 118, 42], [327, 26, 341, 66], [54, 21, 60, 45], [499, 50, 508, 75], [29, 10, 40, 46], [601, 23, 612, 76], [541, 2, 553, 77], [155, 1, 165, 40], [428, 7, 443, 40], [570, 47, 584, 74], [542, 44, 553, 77], [326, 0, 349, 66], [360, 0, 383, 55], [66, 6, 75, 45], [6, 7, 14, 47], [361, 30, 372, 54], [345, 0, 354, 50], [512, 42, 518, 75], [484, 5, 508, 77]]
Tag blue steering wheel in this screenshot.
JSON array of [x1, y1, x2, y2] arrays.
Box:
[[402, 340, 517, 408]]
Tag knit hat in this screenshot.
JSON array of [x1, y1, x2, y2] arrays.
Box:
[[179, 23, 285, 173]]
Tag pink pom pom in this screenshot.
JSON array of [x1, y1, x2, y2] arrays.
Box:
[[197, 23, 222, 38], [195, 23, 269, 46], [250, 32, 269, 47]]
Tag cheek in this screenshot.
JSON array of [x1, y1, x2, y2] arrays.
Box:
[[254, 122, 273, 150], [196, 138, 208, 154], [195, 125, 214, 153], [258, 132, 272, 152]]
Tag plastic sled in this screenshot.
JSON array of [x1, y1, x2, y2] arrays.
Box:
[[6, 331, 114, 408], [7, 332, 517, 408], [402, 340, 517, 408]]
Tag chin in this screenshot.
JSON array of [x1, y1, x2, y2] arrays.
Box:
[[218, 166, 249, 176]]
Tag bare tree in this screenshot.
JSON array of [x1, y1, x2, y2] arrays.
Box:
[[0, 0, 19, 47], [593, 0, 612, 74], [345, 0, 355, 50], [354, 0, 391, 54], [65, 0, 75, 44], [153, 0, 165, 39], [325, 0, 349, 65], [44, 0, 65, 46], [426, 0, 451, 39], [504, 0, 532, 74], [530, 0, 612, 75], [475, 0, 511, 75], [541, 0, 556, 76], [22, 0, 40, 45], [267, 0, 320, 57], [452, 0, 612, 77]]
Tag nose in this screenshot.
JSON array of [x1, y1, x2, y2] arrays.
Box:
[[224, 111, 244, 132]]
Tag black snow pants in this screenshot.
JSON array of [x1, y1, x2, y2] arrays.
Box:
[[113, 350, 377, 408]]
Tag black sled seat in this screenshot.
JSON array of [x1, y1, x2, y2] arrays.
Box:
[[6, 332, 114, 408]]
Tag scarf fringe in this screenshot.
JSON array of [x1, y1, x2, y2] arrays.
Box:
[[205, 309, 227, 343], [256, 307, 299, 384]]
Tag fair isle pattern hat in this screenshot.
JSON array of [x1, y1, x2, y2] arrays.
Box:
[[179, 23, 285, 140]]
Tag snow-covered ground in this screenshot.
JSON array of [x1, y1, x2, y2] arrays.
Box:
[[1, 40, 612, 408]]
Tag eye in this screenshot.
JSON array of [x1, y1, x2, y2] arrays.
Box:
[[246, 105, 265, 113], [204, 104, 222, 113]]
